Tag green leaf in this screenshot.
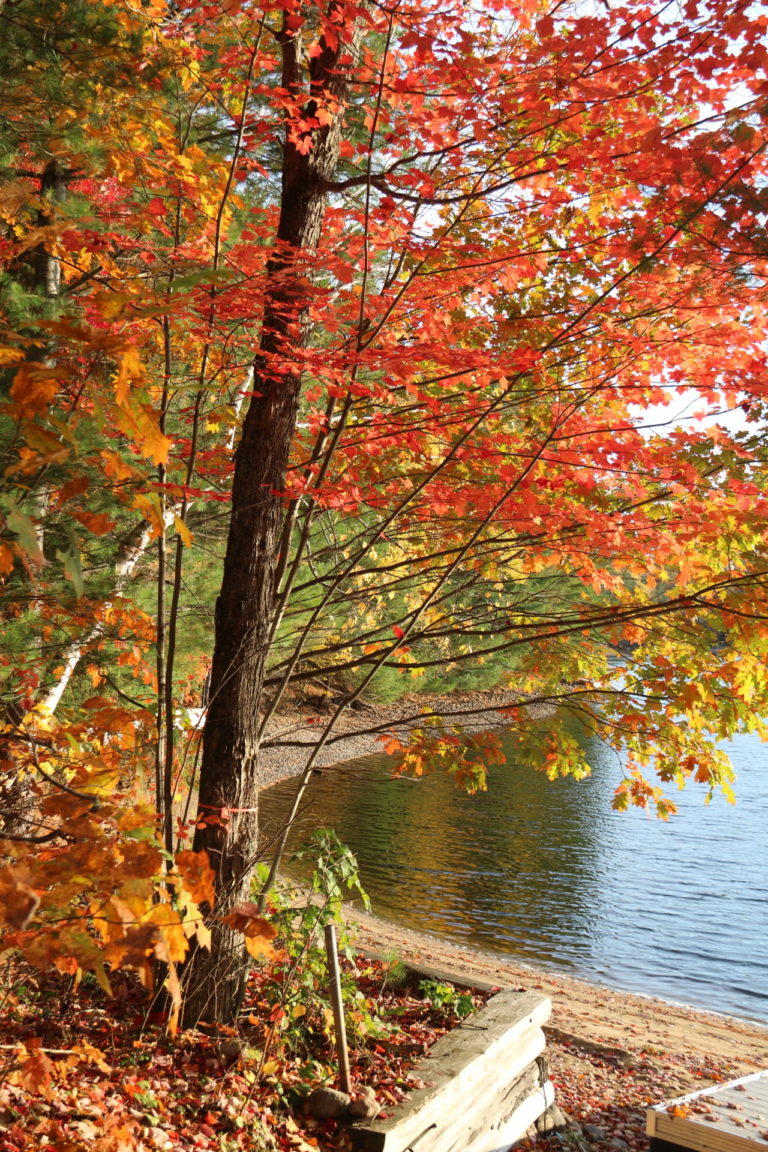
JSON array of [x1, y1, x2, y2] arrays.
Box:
[[56, 529, 84, 597], [5, 504, 44, 568]]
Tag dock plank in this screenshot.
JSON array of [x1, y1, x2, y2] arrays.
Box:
[[647, 1071, 768, 1152]]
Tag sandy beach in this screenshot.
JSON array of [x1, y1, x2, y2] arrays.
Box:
[[345, 903, 768, 1072]]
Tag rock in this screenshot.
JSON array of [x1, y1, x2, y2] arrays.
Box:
[[218, 1039, 245, 1068], [305, 1087, 351, 1120], [609, 1139, 630, 1152], [348, 1087, 380, 1121], [535, 1104, 570, 1134], [583, 1124, 608, 1141]]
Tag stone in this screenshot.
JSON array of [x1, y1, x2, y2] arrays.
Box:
[[535, 1104, 570, 1134], [583, 1124, 608, 1141], [218, 1039, 245, 1068], [348, 1087, 380, 1121], [306, 1087, 351, 1120], [609, 1138, 630, 1152]]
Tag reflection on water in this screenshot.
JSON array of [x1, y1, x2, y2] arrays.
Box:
[[259, 720, 768, 1022]]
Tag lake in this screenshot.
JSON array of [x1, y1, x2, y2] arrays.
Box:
[[259, 720, 768, 1023]]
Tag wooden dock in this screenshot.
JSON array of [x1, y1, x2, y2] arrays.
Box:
[[647, 1071, 768, 1152]]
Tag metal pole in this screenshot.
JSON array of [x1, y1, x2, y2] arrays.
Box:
[[324, 923, 352, 1094]]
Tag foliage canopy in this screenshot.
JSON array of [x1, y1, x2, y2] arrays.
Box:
[[1, 0, 767, 1021]]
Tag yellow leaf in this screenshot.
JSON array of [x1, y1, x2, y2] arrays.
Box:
[[174, 515, 192, 547], [147, 904, 189, 965], [100, 450, 139, 482], [194, 918, 212, 951], [113, 347, 144, 405], [116, 404, 171, 466], [132, 491, 166, 536], [97, 291, 131, 320], [134, 408, 171, 465]]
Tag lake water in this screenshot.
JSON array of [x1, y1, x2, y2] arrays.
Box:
[[259, 721, 768, 1023]]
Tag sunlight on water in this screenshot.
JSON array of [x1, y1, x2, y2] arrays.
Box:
[[260, 723, 768, 1022]]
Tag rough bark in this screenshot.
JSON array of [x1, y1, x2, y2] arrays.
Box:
[[183, 3, 362, 1026]]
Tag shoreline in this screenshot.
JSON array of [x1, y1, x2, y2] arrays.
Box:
[[347, 901, 768, 1034], [347, 903, 768, 1032], [257, 687, 556, 788], [259, 687, 768, 1100], [341, 901, 768, 1114]]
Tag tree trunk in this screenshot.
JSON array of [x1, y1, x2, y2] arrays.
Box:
[[183, 3, 361, 1026]]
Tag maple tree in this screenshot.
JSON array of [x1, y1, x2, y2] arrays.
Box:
[[1, 0, 768, 1027]]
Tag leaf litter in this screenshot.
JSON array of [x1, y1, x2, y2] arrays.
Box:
[[0, 942, 759, 1152], [0, 954, 492, 1152]]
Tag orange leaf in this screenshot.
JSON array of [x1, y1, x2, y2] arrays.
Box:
[[176, 849, 216, 907], [0, 868, 40, 929], [220, 902, 277, 958], [104, 924, 157, 988], [9, 362, 59, 415], [147, 904, 189, 965], [244, 931, 277, 961], [17, 1040, 55, 1100]]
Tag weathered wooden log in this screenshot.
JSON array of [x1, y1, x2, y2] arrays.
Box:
[[349, 989, 553, 1152]]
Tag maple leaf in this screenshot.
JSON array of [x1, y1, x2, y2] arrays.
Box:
[[16, 1040, 55, 1101], [104, 924, 157, 988], [0, 867, 41, 929], [175, 849, 216, 907], [147, 904, 189, 965], [220, 903, 277, 959], [9, 363, 59, 416]]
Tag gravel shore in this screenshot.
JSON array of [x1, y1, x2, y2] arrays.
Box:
[[257, 688, 555, 788]]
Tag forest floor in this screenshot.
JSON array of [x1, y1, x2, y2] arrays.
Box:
[[3, 911, 766, 1152]]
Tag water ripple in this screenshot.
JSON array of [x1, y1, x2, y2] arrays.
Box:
[[260, 725, 768, 1022]]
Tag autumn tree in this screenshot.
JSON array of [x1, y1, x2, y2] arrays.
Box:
[[184, 0, 768, 1022], [1, 0, 768, 1025]]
